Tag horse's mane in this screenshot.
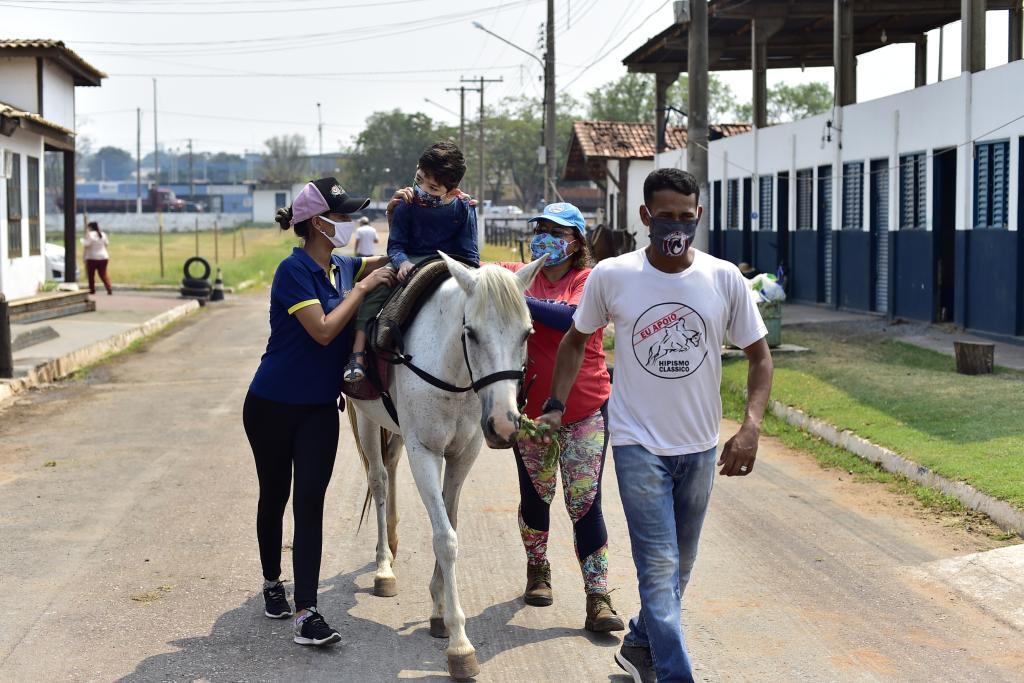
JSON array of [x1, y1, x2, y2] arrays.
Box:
[[467, 265, 530, 324]]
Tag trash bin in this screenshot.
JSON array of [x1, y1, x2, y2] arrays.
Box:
[[758, 301, 782, 348]]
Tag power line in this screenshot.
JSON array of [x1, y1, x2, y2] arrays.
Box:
[[0, 0, 434, 15]]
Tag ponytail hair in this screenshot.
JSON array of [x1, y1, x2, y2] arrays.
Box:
[[275, 206, 312, 239]]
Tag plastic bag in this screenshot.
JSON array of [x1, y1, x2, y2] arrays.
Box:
[[748, 273, 786, 303]]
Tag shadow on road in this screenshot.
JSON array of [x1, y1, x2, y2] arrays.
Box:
[[120, 563, 620, 681]]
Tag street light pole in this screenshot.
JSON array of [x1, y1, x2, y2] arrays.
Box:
[[544, 0, 556, 202]]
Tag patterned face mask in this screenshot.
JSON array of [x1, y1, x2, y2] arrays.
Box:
[[413, 183, 446, 208], [530, 232, 576, 266], [646, 209, 698, 257]]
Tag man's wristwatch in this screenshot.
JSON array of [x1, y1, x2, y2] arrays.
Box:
[[541, 397, 565, 415]]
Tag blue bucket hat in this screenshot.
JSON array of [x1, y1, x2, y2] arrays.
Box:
[[528, 202, 585, 233]]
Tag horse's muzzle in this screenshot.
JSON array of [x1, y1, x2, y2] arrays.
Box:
[[484, 415, 519, 449]]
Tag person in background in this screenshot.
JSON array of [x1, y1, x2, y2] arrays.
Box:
[[82, 222, 113, 295], [354, 216, 378, 257], [244, 177, 395, 648], [498, 202, 624, 634]]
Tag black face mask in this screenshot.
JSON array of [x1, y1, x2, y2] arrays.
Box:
[[646, 208, 698, 257]]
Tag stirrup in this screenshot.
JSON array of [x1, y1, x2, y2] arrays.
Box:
[[344, 351, 367, 383]]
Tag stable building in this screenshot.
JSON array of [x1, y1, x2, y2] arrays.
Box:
[[626, 0, 1024, 340], [0, 40, 105, 299]]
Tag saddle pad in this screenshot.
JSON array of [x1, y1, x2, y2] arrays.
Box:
[[372, 259, 453, 354]]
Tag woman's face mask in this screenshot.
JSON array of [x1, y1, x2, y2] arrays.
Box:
[[413, 183, 447, 209], [645, 208, 698, 257], [316, 215, 354, 248], [530, 232, 576, 266]]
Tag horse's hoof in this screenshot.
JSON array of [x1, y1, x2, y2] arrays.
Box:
[[373, 576, 398, 597], [447, 652, 480, 681], [429, 617, 449, 639]]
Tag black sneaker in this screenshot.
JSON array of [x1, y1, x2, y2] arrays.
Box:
[[615, 644, 657, 683], [263, 581, 292, 619], [293, 607, 342, 646]]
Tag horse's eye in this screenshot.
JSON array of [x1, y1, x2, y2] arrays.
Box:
[[521, 330, 532, 343], [465, 327, 478, 342]]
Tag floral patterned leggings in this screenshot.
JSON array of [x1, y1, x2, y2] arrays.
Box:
[[513, 406, 609, 594]]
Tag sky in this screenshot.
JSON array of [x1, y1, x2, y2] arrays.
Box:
[[2, 0, 1017, 157]]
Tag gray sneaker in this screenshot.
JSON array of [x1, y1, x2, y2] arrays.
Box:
[[615, 644, 657, 683]]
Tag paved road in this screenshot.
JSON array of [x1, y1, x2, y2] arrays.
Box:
[[0, 295, 1021, 682]]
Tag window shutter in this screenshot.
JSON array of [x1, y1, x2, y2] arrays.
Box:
[[760, 176, 773, 231], [992, 142, 1008, 228], [915, 154, 927, 229], [975, 144, 990, 228], [900, 155, 914, 229]]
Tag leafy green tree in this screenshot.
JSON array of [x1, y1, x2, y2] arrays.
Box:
[[735, 81, 833, 124], [586, 73, 740, 123], [350, 109, 440, 197], [261, 135, 308, 184], [88, 145, 133, 181]]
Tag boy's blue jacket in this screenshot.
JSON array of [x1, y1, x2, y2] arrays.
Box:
[[387, 198, 479, 268]]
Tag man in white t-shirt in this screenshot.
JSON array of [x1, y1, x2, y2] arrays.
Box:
[[353, 217, 379, 257], [536, 168, 773, 683]]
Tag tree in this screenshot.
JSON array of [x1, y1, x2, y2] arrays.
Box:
[[261, 135, 308, 184], [87, 146, 134, 181], [735, 81, 833, 124], [586, 73, 740, 123], [350, 110, 440, 197]]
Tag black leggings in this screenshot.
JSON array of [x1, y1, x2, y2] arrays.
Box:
[[242, 391, 339, 611]]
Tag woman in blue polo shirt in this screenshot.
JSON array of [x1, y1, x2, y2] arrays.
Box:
[[243, 177, 395, 648]]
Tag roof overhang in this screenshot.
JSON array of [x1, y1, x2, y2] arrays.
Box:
[[0, 40, 105, 86], [0, 101, 76, 151]]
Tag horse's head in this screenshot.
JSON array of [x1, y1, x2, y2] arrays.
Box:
[[440, 252, 547, 449]]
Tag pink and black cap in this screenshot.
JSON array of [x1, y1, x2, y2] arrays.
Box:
[[290, 176, 370, 226]]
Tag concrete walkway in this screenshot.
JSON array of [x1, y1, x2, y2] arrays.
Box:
[[782, 303, 1024, 371]]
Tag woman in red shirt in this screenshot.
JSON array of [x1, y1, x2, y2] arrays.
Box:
[[500, 202, 623, 633]]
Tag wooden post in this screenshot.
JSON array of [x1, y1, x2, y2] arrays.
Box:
[[0, 294, 12, 379], [194, 216, 199, 256], [687, 0, 709, 251], [63, 148, 76, 284], [914, 35, 927, 87], [239, 226, 246, 255], [1010, 2, 1023, 62], [214, 219, 219, 264], [655, 73, 677, 153], [158, 212, 165, 279], [954, 341, 994, 374], [232, 227, 237, 259], [962, 0, 986, 73]]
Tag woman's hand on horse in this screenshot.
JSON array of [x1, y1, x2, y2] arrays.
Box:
[[386, 187, 414, 214], [396, 260, 415, 283], [356, 266, 397, 293]]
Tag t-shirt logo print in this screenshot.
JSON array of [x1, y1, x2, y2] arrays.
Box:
[[631, 302, 708, 379]]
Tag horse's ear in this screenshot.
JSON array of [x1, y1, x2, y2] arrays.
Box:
[[514, 254, 548, 292], [439, 251, 476, 294]]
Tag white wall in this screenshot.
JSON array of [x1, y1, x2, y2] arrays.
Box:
[[655, 59, 1024, 238], [253, 188, 291, 224], [606, 158, 655, 248], [41, 60, 75, 131], [0, 57, 37, 113], [0, 128, 46, 300], [45, 212, 250, 234]]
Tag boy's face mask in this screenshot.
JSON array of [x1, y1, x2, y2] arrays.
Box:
[[413, 183, 447, 208]]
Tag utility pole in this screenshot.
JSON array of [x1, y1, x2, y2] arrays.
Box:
[[544, 0, 556, 202], [188, 138, 194, 207], [136, 107, 142, 214], [153, 78, 164, 278], [445, 86, 477, 152], [687, 0, 710, 252], [316, 102, 323, 174], [461, 76, 502, 204]]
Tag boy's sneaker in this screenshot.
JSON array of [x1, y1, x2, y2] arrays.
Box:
[[615, 644, 657, 683], [343, 352, 366, 384], [263, 581, 292, 619], [293, 607, 342, 646]]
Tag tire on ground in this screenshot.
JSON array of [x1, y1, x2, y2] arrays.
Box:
[[180, 286, 212, 298], [182, 276, 211, 289], [183, 256, 212, 281]]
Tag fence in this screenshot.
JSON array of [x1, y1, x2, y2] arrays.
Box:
[[45, 212, 251, 234]]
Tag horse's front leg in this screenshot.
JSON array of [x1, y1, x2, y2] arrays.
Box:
[[406, 441, 479, 681], [384, 431, 403, 559]]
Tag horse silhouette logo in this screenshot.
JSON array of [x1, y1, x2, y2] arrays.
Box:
[[631, 302, 708, 379]]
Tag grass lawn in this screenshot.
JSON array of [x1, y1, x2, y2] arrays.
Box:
[[722, 328, 1024, 510]]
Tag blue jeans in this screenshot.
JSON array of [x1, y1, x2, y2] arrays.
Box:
[[614, 444, 717, 683]]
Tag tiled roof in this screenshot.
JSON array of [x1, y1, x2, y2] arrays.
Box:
[[570, 120, 751, 160], [0, 100, 75, 137], [0, 39, 105, 85]]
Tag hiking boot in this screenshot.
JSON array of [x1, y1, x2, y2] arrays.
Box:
[[615, 644, 657, 683], [585, 592, 625, 632], [343, 352, 366, 384], [523, 562, 553, 606], [293, 607, 342, 646], [263, 581, 292, 619]]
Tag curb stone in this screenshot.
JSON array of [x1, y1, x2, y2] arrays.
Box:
[[770, 400, 1024, 538], [0, 299, 201, 407]]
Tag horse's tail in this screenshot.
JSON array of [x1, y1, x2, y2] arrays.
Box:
[[345, 399, 375, 533]]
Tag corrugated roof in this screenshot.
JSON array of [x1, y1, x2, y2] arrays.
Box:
[[0, 100, 75, 137], [0, 39, 105, 85]]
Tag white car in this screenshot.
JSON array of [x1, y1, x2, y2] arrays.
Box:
[[44, 242, 65, 280], [484, 205, 524, 218]]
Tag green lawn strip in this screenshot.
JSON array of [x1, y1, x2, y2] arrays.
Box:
[[719, 374, 980, 519], [722, 328, 1024, 510]]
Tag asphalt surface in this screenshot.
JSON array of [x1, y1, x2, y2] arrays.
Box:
[[0, 294, 1021, 682]]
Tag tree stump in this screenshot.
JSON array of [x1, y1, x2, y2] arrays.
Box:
[[953, 341, 994, 375]]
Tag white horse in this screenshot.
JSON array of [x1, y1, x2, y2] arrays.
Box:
[[348, 253, 546, 681]]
